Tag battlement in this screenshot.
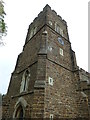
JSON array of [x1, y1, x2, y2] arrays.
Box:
[[79, 68, 90, 77], [29, 4, 67, 27], [79, 68, 90, 93], [25, 4, 68, 44], [43, 4, 67, 25]]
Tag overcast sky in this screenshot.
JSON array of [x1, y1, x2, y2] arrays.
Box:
[[0, 0, 89, 94]]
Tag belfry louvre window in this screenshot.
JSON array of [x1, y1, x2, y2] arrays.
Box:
[[29, 27, 37, 39], [49, 20, 53, 26], [55, 23, 63, 36], [60, 28, 63, 36], [33, 27, 37, 34], [55, 23, 60, 33], [29, 29, 33, 39]]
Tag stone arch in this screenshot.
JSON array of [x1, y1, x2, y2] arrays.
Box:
[[20, 68, 30, 93], [15, 105, 23, 118], [13, 97, 28, 118]]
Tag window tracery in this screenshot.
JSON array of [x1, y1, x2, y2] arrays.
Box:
[[20, 69, 30, 93]]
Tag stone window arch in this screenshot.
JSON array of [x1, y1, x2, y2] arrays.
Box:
[[15, 105, 23, 119], [13, 97, 27, 119], [20, 69, 30, 93]]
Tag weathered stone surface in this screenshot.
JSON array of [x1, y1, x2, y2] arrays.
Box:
[[2, 4, 90, 119]]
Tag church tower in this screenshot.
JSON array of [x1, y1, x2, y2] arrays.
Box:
[[2, 5, 90, 119]]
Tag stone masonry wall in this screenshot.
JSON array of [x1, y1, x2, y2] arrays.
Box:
[[47, 26, 73, 70], [2, 4, 90, 119], [44, 60, 89, 118], [7, 62, 37, 97]]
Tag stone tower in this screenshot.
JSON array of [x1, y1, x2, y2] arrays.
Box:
[[2, 5, 90, 119]]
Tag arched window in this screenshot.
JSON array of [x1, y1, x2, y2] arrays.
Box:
[[20, 69, 30, 93], [15, 105, 23, 119], [13, 97, 27, 119]]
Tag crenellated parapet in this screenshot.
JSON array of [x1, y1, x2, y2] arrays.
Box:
[[33, 4, 67, 26], [79, 68, 90, 106], [79, 68, 90, 84], [25, 4, 68, 44]]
